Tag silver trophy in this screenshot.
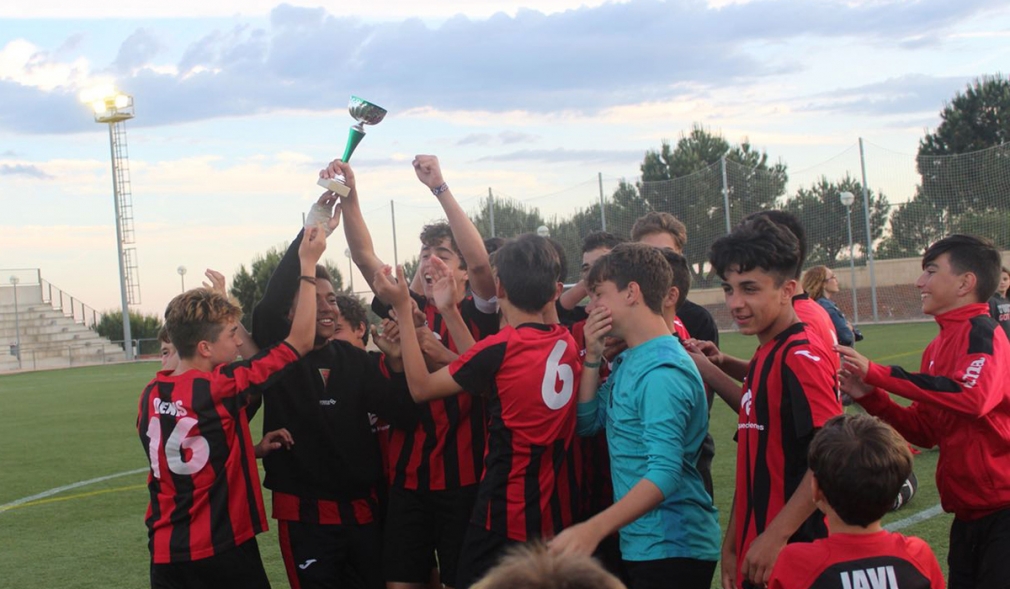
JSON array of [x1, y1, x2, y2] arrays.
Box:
[[317, 96, 387, 197]]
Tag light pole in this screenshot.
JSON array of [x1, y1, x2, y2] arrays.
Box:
[[9, 276, 21, 370], [80, 85, 139, 360], [344, 248, 353, 292], [839, 191, 859, 324], [178, 266, 187, 292], [536, 225, 550, 238]]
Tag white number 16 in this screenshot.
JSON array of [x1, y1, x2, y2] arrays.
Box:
[[147, 417, 211, 478]]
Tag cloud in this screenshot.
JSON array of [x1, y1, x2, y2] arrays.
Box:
[[0, 163, 54, 179], [797, 74, 976, 116], [456, 131, 541, 146], [477, 148, 643, 164], [1, 0, 1006, 134]]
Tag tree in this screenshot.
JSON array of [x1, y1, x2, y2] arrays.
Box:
[[469, 195, 546, 239], [95, 310, 163, 354], [886, 74, 1010, 257], [230, 244, 344, 329], [613, 124, 788, 284], [784, 175, 890, 266]]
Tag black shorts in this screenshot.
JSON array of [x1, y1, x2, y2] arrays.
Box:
[[150, 537, 269, 589], [278, 519, 383, 589], [454, 523, 518, 589], [623, 557, 717, 589], [381, 484, 479, 585], [948, 507, 1010, 589]]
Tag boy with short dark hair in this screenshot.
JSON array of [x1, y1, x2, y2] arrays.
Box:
[[374, 233, 580, 589], [768, 413, 944, 589], [137, 225, 325, 589], [550, 243, 720, 589], [838, 234, 1010, 589], [695, 216, 842, 589]]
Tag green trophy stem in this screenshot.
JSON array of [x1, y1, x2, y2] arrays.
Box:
[[342, 125, 366, 163]]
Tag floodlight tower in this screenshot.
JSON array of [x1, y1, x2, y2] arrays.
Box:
[[81, 87, 141, 360]]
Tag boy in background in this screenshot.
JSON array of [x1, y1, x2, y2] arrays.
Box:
[[768, 413, 944, 589]]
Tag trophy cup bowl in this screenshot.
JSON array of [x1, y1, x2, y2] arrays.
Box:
[[317, 96, 387, 197]]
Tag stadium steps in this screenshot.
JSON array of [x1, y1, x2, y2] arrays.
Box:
[[0, 303, 126, 371]]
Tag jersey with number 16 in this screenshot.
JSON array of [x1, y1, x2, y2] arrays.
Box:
[[137, 342, 299, 564]]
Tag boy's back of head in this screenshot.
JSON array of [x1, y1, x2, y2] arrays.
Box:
[[165, 289, 243, 359], [923, 234, 1002, 303], [630, 212, 687, 252], [472, 544, 626, 589], [809, 413, 913, 527], [658, 248, 691, 311], [708, 215, 801, 285], [494, 234, 561, 313], [586, 242, 673, 315], [545, 237, 568, 284], [743, 210, 807, 277]]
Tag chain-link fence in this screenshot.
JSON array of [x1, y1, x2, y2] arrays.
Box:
[[354, 139, 1010, 330]]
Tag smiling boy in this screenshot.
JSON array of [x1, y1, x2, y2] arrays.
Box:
[[695, 216, 842, 589], [838, 234, 1010, 589]]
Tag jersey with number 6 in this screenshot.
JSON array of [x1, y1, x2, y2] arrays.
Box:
[[449, 323, 581, 541], [137, 342, 300, 564]]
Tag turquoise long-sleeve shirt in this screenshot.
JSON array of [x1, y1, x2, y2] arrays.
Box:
[[577, 334, 720, 562]]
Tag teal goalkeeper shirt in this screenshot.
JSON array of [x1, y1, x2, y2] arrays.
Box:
[[577, 334, 721, 562]]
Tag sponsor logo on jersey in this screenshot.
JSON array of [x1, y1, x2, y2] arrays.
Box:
[[963, 357, 986, 388], [319, 399, 336, 406], [794, 350, 821, 362], [741, 389, 753, 416]]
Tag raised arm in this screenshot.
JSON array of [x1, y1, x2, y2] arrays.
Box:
[[204, 269, 258, 357], [284, 225, 327, 355], [412, 155, 495, 301], [374, 264, 462, 402], [324, 159, 385, 294], [430, 255, 477, 354], [575, 306, 611, 436]]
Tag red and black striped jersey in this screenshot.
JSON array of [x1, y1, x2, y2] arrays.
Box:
[[794, 293, 841, 379], [271, 490, 379, 525], [450, 323, 581, 542], [734, 322, 842, 584], [769, 531, 944, 589], [374, 291, 500, 491], [137, 342, 299, 564]]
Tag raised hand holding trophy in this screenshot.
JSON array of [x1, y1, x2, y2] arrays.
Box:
[[317, 96, 387, 197]]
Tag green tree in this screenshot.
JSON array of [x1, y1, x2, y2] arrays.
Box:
[[469, 194, 546, 239], [784, 175, 890, 266], [614, 124, 788, 283], [95, 310, 163, 354], [884, 74, 1010, 257], [230, 244, 344, 330]]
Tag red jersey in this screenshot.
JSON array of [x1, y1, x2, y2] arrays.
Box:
[[377, 291, 499, 491], [794, 293, 840, 376], [450, 323, 581, 541], [735, 322, 842, 585], [769, 531, 945, 589], [858, 303, 1010, 520], [137, 342, 299, 564]]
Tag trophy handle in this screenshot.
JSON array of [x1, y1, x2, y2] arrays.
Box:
[[342, 124, 366, 163]]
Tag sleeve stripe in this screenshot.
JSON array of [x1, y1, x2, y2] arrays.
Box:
[[968, 316, 996, 356], [888, 366, 962, 393]]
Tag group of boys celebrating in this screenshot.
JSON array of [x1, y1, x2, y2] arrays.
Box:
[[139, 154, 1010, 589]]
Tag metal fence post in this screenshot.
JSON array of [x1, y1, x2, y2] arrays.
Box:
[[720, 155, 731, 234], [488, 188, 496, 237], [598, 172, 607, 231], [390, 200, 398, 267], [858, 138, 879, 322]]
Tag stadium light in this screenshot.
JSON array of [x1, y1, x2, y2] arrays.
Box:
[[536, 225, 550, 238], [839, 191, 859, 324], [177, 266, 187, 293], [9, 275, 21, 370], [80, 85, 138, 360]]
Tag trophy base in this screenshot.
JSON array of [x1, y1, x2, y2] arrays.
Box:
[[317, 177, 351, 197]]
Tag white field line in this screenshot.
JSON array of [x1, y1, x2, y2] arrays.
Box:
[[884, 504, 945, 532], [0, 468, 148, 513]]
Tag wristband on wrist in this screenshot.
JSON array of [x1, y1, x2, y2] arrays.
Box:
[[299, 276, 317, 285], [583, 359, 602, 368], [431, 182, 449, 196]]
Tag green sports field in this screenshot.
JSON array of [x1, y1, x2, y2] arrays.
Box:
[[0, 321, 946, 588]]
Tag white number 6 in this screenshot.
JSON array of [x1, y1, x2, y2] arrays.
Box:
[[147, 417, 211, 478], [541, 340, 574, 410]]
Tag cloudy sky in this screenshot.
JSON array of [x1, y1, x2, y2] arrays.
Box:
[[2, 0, 1008, 320]]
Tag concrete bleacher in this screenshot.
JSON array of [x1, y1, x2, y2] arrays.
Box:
[[1, 282, 126, 372]]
